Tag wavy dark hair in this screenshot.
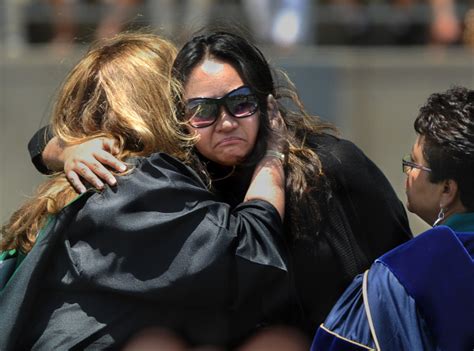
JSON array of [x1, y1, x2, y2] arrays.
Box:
[[414, 86, 474, 211], [173, 30, 337, 241]]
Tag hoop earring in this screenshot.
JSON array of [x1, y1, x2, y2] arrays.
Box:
[[433, 206, 445, 227]]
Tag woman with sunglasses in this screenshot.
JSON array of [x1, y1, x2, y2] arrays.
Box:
[[311, 87, 474, 350], [0, 33, 292, 350], [27, 30, 412, 341]]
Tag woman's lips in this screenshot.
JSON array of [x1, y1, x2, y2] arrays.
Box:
[[215, 137, 244, 147]]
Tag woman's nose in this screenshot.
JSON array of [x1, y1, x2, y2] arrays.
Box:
[[215, 107, 238, 132]]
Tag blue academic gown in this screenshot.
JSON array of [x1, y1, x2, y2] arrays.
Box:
[[311, 213, 474, 351]]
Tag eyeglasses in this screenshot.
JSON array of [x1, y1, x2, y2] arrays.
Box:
[[185, 86, 259, 128], [402, 154, 432, 173]]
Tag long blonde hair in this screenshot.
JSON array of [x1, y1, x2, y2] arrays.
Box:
[[1, 32, 192, 253]]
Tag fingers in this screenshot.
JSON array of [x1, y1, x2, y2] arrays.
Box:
[[90, 147, 127, 187], [96, 149, 127, 171], [66, 170, 87, 194], [66, 155, 126, 193], [68, 162, 105, 190], [87, 156, 118, 186], [61, 137, 127, 191], [102, 137, 121, 155], [77, 152, 125, 187]]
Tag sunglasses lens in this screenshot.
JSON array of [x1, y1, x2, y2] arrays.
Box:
[[227, 95, 258, 118], [186, 101, 217, 128], [186, 87, 259, 128]]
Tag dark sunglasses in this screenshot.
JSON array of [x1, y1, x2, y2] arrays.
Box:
[[402, 154, 432, 174], [185, 86, 259, 128]]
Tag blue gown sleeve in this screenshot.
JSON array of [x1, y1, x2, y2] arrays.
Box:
[[311, 262, 438, 351], [311, 274, 375, 350], [366, 262, 439, 351]]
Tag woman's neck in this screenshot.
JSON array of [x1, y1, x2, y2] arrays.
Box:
[[210, 163, 255, 206]]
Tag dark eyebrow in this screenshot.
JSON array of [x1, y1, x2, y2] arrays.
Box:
[[186, 85, 249, 103], [186, 97, 217, 103]]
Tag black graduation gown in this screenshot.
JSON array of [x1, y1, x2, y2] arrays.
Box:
[[212, 134, 413, 338], [27, 128, 412, 340], [0, 153, 290, 349]]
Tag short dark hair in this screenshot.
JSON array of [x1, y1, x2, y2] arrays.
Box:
[[414, 86, 474, 210], [172, 31, 273, 165]]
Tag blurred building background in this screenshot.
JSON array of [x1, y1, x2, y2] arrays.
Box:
[[1, 0, 473, 234]]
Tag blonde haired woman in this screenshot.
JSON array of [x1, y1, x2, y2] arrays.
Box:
[[2, 33, 186, 254], [0, 33, 290, 349]]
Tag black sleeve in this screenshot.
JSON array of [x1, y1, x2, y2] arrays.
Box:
[[52, 153, 290, 342], [27, 125, 54, 174], [73, 153, 287, 295]]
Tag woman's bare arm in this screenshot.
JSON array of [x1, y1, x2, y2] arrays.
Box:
[[245, 156, 285, 219]]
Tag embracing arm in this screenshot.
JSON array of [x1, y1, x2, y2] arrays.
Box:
[[28, 126, 55, 174], [28, 125, 72, 174], [27, 126, 126, 191], [62, 93, 287, 288], [62, 153, 288, 309], [245, 156, 285, 220]]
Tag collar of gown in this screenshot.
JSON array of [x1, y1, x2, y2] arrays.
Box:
[[443, 212, 474, 232]]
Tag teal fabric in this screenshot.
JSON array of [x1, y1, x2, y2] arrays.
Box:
[[0, 250, 19, 291], [443, 212, 474, 232], [0, 248, 27, 291], [0, 249, 19, 263], [0, 216, 55, 292], [0, 194, 92, 350], [0, 193, 86, 292]]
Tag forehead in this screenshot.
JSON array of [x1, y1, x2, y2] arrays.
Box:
[[412, 135, 427, 161], [200, 60, 225, 75], [414, 135, 425, 149], [184, 58, 244, 99]]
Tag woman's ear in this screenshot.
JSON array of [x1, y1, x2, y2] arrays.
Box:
[[440, 179, 459, 209]]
